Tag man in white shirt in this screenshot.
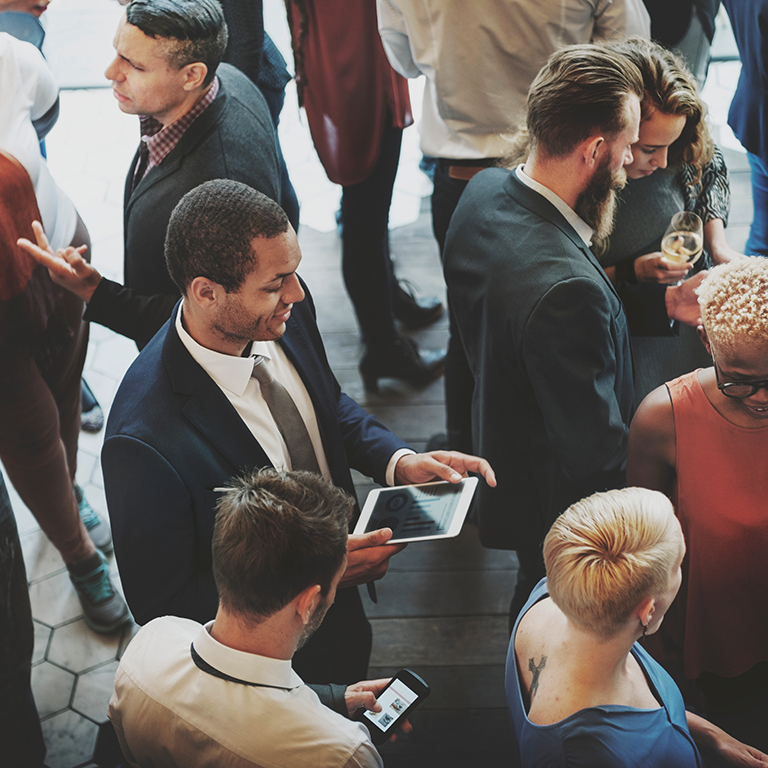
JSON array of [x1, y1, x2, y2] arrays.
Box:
[[377, 0, 650, 453], [443, 45, 702, 622], [109, 468, 392, 767], [97, 179, 495, 685]]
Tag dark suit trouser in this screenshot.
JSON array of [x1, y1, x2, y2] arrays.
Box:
[[432, 160, 474, 453], [292, 586, 371, 686]]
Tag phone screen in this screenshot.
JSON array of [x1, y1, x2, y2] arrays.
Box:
[[362, 678, 419, 733]]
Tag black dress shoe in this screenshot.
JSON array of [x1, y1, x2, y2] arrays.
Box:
[[359, 337, 446, 392], [392, 281, 444, 330]]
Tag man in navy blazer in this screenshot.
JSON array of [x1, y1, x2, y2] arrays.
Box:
[[444, 46, 703, 621], [102, 180, 495, 684]]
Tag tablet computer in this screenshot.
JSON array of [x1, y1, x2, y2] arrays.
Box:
[[353, 477, 478, 544]]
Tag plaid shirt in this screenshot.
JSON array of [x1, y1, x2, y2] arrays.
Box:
[[132, 76, 220, 189]]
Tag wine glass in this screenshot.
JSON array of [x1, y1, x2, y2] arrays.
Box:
[[661, 211, 703, 268]]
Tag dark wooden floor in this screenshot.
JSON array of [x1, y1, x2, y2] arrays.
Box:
[[296, 146, 752, 766]]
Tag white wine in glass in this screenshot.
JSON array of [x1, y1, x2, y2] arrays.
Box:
[[661, 211, 703, 266]]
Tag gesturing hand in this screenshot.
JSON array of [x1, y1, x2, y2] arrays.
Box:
[[18, 220, 102, 303]]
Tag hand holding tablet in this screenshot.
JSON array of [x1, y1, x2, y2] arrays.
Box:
[[353, 477, 478, 544]]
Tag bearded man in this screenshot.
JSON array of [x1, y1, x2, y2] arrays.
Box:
[[443, 44, 703, 621]]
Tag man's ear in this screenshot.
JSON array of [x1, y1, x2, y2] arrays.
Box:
[[583, 136, 605, 168], [294, 584, 322, 626], [181, 62, 209, 92], [188, 275, 223, 309], [697, 325, 712, 356]]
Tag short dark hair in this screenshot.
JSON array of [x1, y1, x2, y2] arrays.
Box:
[[211, 469, 353, 622], [527, 44, 644, 158], [165, 179, 290, 294], [126, 0, 228, 86]]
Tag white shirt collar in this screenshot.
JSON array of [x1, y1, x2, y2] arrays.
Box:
[[515, 165, 594, 247], [194, 621, 304, 690], [175, 304, 276, 397]]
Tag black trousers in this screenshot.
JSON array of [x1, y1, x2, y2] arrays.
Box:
[[340, 123, 402, 347], [0, 474, 46, 767]]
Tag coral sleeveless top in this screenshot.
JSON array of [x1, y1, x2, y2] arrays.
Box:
[[668, 370, 768, 678]]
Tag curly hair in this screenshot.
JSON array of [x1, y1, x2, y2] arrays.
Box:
[[544, 487, 680, 638], [696, 256, 768, 356], [609, 37, 714, 188], [165, 179, 289, 294]]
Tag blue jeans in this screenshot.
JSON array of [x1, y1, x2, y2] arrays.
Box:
[[0, 474, 46, 767], [747, 152, 768, 257]]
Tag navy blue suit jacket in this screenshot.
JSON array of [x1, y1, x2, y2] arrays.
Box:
[[102, 288, 409, 629]]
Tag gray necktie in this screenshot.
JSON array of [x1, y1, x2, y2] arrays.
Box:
[[251, 356, 321, 474]]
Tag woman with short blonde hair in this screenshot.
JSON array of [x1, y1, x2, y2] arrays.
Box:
[[506, 487, 766, 766]]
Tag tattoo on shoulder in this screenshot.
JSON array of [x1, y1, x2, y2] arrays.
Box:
[[528, 655, 547, 700]]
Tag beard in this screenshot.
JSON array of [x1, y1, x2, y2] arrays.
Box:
[[574, 155, 628, 244]]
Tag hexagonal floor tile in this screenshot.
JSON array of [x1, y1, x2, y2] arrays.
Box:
[[29, 571, 83, 627], [41, 709, 98, 768], [48, 619, 121, 674], [31, 661, 75, 717], [72, 660, 118, 723], [20, 528, 66, 583]]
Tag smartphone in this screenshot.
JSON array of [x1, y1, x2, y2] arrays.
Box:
[[356, 669, 430, 745]]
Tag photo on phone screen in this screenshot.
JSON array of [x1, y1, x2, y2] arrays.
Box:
[[358, 669, 430, 744]]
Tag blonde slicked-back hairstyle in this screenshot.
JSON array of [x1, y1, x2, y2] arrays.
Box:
[[544, 488, 679, 638], [696, 256, 768, 357]]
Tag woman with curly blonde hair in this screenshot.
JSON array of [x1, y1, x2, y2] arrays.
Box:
[[629, 258, 768, 753]]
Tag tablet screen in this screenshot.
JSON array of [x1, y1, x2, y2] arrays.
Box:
[[359, 480, 475, 542]]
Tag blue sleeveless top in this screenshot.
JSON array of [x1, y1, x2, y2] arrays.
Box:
[[506, 579, 703, 767]]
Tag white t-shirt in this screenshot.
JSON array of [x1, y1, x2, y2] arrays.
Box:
[[0, 32, 77, 249]]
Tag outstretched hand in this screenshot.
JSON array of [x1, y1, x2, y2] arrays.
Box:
[[687, 712, 768, 766], [18, 221, 102, 303], [394, 450, 496, 487]]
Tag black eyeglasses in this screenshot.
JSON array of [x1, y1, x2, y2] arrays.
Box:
[[715, 366, 768, 399]]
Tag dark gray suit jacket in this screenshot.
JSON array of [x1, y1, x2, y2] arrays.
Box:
[[445, 169, 665, 553], [84, 63, 280, 348]]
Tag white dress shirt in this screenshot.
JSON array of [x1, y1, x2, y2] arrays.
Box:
[[109, 617, 383, 768], [176, 308, 410, 486], [176, 308, 333, 481], [377, 0, 650, 160], [515, 165, 594, 247]]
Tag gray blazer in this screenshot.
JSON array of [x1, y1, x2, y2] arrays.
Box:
[[84, 63, 281, 348], [445, 168, 654, 553]]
